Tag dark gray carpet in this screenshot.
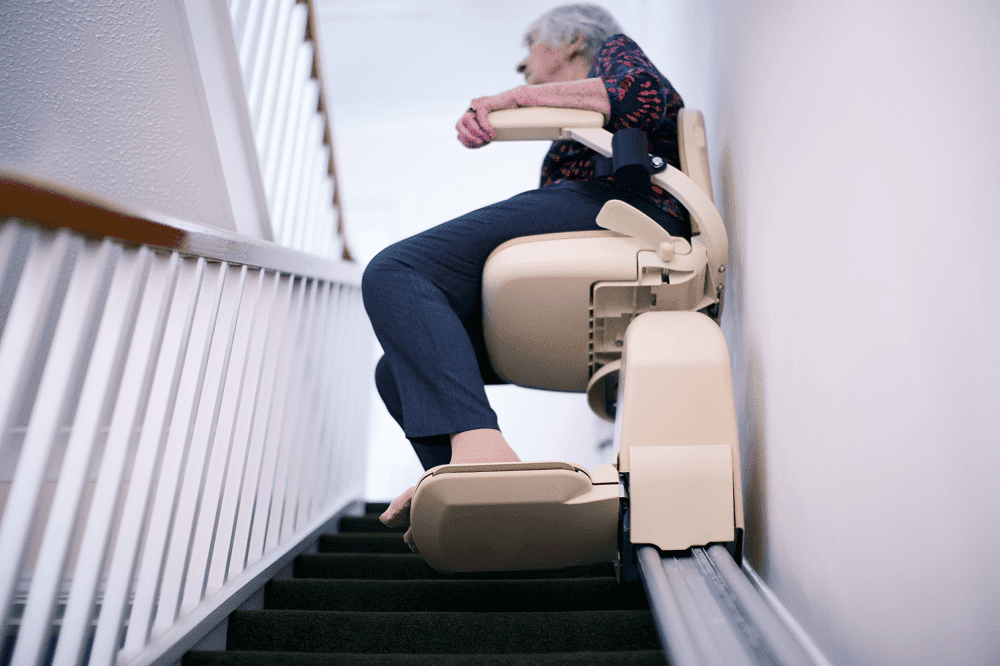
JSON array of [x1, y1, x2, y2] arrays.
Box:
[[183, 503, 667, 665]]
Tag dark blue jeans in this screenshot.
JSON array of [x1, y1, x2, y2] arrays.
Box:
[[361, 181, 688, 470]]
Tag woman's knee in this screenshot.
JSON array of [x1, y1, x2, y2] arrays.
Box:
[[361, 245, 407, 311], [374, 355, 404, 426]]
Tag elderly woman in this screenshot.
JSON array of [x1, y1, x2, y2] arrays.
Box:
[[363, 4, 688, 526]]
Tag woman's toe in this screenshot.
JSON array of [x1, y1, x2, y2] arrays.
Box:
[[379, 485, 415, 527]]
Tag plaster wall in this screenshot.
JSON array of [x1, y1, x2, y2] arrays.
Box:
[[0, 1, 244, 232], [653, 2, 1000, 664]]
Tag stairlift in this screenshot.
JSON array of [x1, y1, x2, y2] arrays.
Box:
[[408, 107, 744, 579]]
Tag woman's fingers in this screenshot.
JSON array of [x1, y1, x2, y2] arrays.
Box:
[[456, 109, 491, 148], [469, 100, 496, 142], [380, 485, 415, 527], [456, 89, 521, 147]]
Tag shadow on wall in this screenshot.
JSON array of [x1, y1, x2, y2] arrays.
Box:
[[740, 350, 768, 576], [719, 143, 768, 576]]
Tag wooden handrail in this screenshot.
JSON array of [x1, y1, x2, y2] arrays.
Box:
[[0, 170, 361, 284], [0, 171, 185, 250], [302, 0, 351, 261]]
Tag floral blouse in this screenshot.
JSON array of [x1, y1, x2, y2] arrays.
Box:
[[540, 35, 686, 220]]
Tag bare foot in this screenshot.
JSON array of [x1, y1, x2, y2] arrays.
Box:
[[449, 429, 520, 465], [380, 485, 414, 528], [386, 430, 518, 554]]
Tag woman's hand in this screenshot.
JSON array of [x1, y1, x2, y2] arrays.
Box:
[[455, 79, 610, 148], [456, 89, 523, 148]]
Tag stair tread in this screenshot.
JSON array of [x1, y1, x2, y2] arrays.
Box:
[[227, 609, 660, 654], [338, 517, 405, 533], [186, 519, 666, 663], [295, 553, 617, 580], [266, 578, 649, 611], [319, 534, 411, 553], [184, 649, 667, 665]]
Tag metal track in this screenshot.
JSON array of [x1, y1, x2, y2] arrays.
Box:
[[638, 545, 815, 666]]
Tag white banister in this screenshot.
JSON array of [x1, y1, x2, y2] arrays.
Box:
[[231, 0, 345, 259], [0, 0, 363, 661], [0, 175, 369, 665]]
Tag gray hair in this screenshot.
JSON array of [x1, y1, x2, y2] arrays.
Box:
[[524, 4, 624, 63]]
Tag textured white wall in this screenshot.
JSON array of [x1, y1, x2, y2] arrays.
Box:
[[0, 1, 238, 231], [655, 1, 1000, 664]]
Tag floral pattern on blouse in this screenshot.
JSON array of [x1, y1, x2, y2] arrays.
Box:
[[540, 34, 686, 220]]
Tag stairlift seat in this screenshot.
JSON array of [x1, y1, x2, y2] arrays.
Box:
[[409, 108, 743, 575]]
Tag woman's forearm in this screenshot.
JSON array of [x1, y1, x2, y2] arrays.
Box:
[[458, 77, 611, 148], [511, 78, 611, 117]]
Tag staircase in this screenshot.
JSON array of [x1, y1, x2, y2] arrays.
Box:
[[183, 502, 667, 665]]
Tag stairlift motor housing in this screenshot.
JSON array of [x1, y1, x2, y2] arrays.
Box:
[[408, 108, 743, 573]]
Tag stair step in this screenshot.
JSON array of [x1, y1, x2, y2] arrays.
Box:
[[339, 516, 406, 533], [319, 533, 411, 553], [364, 501, 391, 514], [184, 649, 667, 665], [266, 578, 649, 612], [226, 609, 660, 654], [294, 554, 616, 580]]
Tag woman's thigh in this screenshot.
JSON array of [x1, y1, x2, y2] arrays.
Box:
[[376, 182, 614, 320]]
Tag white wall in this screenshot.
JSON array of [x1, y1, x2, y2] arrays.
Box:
[[656, 1, 1000, 664], [320, 1, 1000, 662], [0, 1, 259, 235]]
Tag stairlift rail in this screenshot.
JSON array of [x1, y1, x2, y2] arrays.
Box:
[[638, 546, 816, 666]]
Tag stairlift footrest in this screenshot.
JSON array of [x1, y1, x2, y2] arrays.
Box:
[[629, 445, 735, 551], [410, 462, 620, 573]]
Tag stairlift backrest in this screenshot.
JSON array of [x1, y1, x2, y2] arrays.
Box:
[[677, 109, 714, 207], [488, 107, 715, 228]]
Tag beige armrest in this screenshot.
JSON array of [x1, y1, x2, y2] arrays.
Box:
[[488, 107, 605, 141]]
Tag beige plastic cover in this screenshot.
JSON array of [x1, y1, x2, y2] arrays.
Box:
[[614, 311, 744, 533], [488, 107, 605, 141], [409, 462, 620, 573], [630, 444, 735, 550], [483, 231, 647, 391]]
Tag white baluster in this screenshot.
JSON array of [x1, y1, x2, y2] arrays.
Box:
[[121, 257, 206, 656], [151, 262, 228, 635], [181, 265, 249, 611], [54, 245, 157, 666]]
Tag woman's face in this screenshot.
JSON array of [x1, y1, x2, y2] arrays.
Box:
[[517, 36, 575, 85]]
